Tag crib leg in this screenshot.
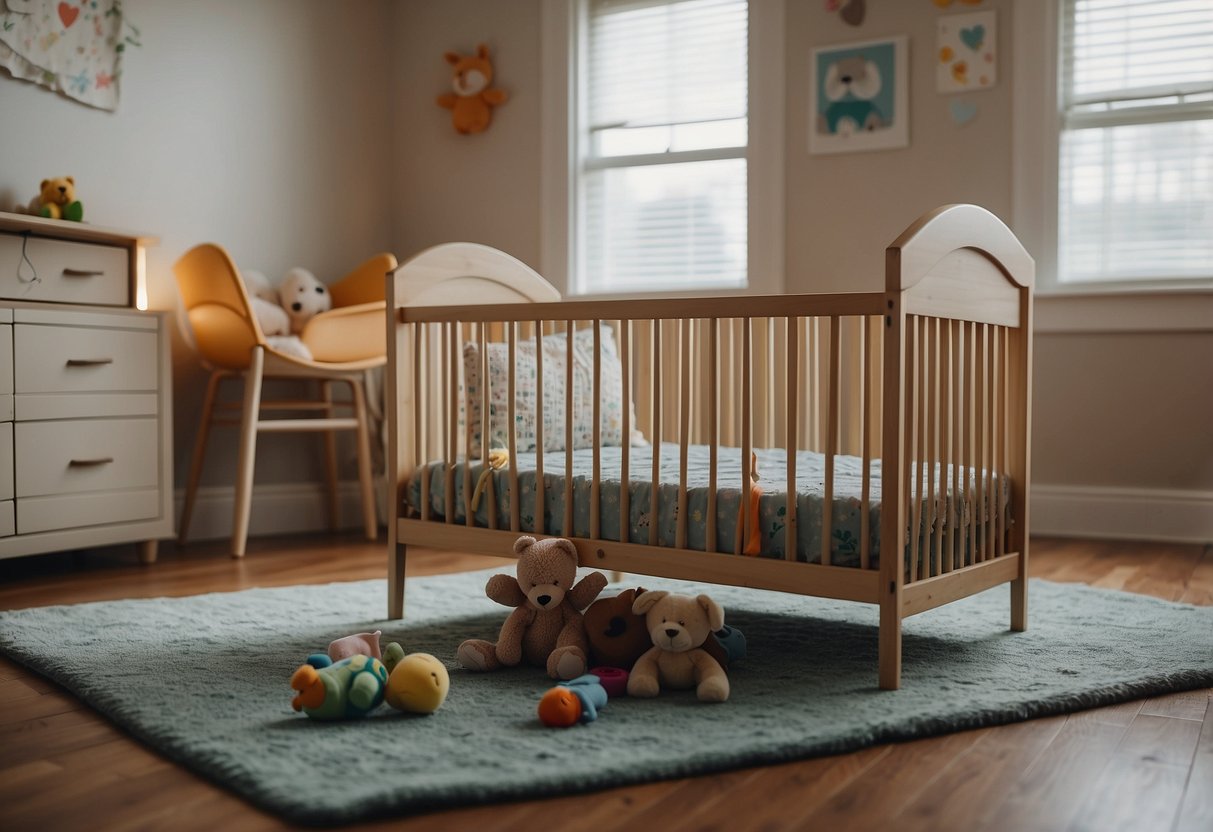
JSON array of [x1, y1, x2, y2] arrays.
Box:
[[1011, 577, 1027, 632], [879, 595, 902, 690], [388, 542, 406, 619]]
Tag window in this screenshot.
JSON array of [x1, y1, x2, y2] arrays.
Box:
[[1058, 0, 1213, 285], [542, 0, 783, 296]]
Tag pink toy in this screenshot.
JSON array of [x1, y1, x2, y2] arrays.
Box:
[[328, 630, 383, 662], [590, 666, 629, 699]]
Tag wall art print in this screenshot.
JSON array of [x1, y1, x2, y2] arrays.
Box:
[[937, 9, 996, 93], [0, 0, 140, 111], [809, 35, 908, 155]]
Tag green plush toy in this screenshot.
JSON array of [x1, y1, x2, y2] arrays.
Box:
[[289, 653, 390, 720]]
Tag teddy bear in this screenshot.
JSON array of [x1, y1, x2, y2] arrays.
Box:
[[21, 176, 84, 222], [627, 591, 730, 702], [582, 586, 737, 672], [457, 535, 607, 680], [278, 267, 331, 335], [436, 44, 509, 135]]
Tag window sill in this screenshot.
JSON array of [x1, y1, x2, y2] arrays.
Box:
[[1034, 288, 1213, 334]]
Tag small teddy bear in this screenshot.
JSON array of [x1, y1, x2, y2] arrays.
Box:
[[627, 591, 730, 702], [436, 43, 509, 135], [458, 535, 607, 680], [22, 176, 84, 222], [279, 267, 332, 334]]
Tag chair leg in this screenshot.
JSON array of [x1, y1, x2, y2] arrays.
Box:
[[178, 371, 225, 546], [231, 348, 265, 558], [388, 541, 406, 619], [351, 377, 378, 541], [320, 380, 340, 531], [879, 588, 903, 690]]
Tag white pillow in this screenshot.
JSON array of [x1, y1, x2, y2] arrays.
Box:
[[463, 324, 641, 456]]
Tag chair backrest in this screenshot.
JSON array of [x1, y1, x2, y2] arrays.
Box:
[[328, 252, 398, 308], [173, 243, 262, 370]]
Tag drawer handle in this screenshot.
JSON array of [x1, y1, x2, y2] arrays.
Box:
[[69, 457, 114, 467], [66, 358, 115, 367], [62, 268, 105, 278]]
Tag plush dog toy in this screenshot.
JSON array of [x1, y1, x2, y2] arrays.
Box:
[[279, 267, 331, 334], [240, 269, 291, 337], [457, 536, 607, 680], [627, 591, 730, 703], [436, 44, 508, 134]]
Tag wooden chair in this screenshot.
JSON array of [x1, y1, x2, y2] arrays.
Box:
[[173, 243, 398, 556]]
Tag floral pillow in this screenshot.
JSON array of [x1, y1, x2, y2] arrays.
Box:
[[463, 325, 640, 456]]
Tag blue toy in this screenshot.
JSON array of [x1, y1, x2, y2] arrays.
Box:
[[537, 674, 609, 727]]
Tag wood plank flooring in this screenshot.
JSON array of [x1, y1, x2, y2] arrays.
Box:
[[0, 535, 1209, 831]]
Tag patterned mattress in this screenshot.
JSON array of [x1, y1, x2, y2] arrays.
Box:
[[405, 444, 1012, 570]]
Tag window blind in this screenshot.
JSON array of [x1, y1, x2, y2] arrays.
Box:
[[1059, 0, 1213, 283], [581, 0, 748, 293]]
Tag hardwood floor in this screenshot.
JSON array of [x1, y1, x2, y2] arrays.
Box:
[[0, 535, 1209, 831]]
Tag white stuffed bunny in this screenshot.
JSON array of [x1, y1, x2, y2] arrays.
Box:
[[279, 267, 332, 335]]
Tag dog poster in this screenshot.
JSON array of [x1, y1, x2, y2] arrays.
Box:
[[809, 36, 909, 155]]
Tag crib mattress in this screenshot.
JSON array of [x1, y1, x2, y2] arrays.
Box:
[[406, 444, 1012, 569]]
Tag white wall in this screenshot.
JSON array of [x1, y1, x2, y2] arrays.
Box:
[[0, 0, 394, 504]]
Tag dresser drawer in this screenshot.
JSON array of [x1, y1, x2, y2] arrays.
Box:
[[15, 418, 158, 498], [14, 324, 157, 394], [17, 489, 159, 535], [0, 501, 12, 537], [0, 423, 11, 501], [0, 233, 129, 306]]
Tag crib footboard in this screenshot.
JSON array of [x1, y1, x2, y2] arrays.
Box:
[[386, 204, 1033, 690]]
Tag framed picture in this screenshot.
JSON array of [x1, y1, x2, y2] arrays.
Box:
[[809, 36, 909, 155], [937, 11, 997, 93]]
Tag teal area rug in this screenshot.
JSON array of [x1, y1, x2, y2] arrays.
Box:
[[1, 570, 1211, 826]]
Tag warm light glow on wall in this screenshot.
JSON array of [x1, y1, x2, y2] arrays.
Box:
[[135, 247, 148, 311]]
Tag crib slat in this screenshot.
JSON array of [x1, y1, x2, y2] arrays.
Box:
[[565, 320, 575, 537], [976, 323, 988, 561], [479, 324, 495, 530], [508, 322, 520, 532], [942, 320, 954, 572], [650, 319, 662, 547], [822, 317, 839, 566], [739, 317, 753, 556], [908, 316, 923, 582], [620, 319, 631, 545], [591, 321, 602, 540], [786, 316, 799, 563], [446, 322, 457, 525], [677, 319, 691, 550], [534, 321, 545, 535], [989, 324, 1000, 558], [930, 317, 941, 578], [707, 318, 719, 553], [966, 320, 978, 564], [860, 315, 872, 570], [1001, 325, 1011, 555], [414, 323, 429, 522]]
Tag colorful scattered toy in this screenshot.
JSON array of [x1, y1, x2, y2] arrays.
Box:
[[457, 535, 607, 680], [21, 176, 84, 222], [627, 591, 730, 703], [538, 674, 609, 727], [290, 653, 390, 720], [385, 652, 450, 715], [589, 666, 629, 699], [436, 44, 509, 135]]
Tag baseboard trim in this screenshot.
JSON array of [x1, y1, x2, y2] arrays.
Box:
[[1031, 484, 1213, 544], [174, 480, 386, 543]]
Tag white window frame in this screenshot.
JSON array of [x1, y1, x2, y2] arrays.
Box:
[[1013, 0, 1213, 333], [541, 0, 785, 298]]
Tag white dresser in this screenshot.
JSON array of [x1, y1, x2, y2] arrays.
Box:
[[0, 212, 173, 563]]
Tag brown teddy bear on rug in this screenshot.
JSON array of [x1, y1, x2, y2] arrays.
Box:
[[457, 536, 607, 680], [583, 587, 733, 672], [627, 591, 730, 702]]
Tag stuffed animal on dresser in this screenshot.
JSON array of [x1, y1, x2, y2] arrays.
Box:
[[627, 591, 730, 702], [457, 536, 607, 680]]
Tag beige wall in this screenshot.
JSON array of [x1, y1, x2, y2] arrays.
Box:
[[0, 0, 394, 494]]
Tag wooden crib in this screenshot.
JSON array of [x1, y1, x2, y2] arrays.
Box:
[[385, 204, 1034, 690]]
